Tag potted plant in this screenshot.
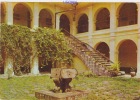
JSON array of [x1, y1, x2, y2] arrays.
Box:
[[130, 67, 136, 77], [108, 62, 120, 77]]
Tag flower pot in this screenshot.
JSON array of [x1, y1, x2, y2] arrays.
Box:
[[130, 72, 136, 77]]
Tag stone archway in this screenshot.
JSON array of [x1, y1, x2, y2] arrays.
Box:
[[118, 40, 137, 73], [96, 42, 110, 58], [39, 9, 52, 28], [60, 14, 70, 32], [13, 3, 31, 28]]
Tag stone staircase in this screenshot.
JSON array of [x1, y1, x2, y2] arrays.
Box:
[[62, 29, 114, 76]]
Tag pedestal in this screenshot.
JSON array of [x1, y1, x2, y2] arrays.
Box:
[[35, 90, 90, 100]]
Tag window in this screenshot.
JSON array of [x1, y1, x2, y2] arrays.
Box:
[[96, 8, 110, 30], [118, 3, 137, 27], [60, 14, 70, 32]]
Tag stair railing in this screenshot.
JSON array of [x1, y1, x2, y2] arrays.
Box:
[[62, 29, 113, 76], [62, 29, 113, 62]]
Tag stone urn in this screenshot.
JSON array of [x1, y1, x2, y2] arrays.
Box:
[[130, 72, 136, 77]]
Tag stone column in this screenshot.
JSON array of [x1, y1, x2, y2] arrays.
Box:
[[71, 21, 77, 35], [56, 14, 60, 30], [30, 3, 40, 75], [137, 34, 140, 77], [109, 3, 116, 62], [110, 36, 115, 62], [30, 49, 39, 75], [32, 2, 39, 28], [30, 37, 39, 75], [6, 2, 13, 25], [88, 6, 94, 46], [4, 58, 14, 77], [136, 3, 140, 77], [55, 7, 61, 30], [4, 3, 14, 76]]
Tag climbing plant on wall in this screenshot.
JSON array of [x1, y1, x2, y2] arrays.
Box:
[[0, 23, 73, 75], [33, 27, 73, 68], [0, 24, 33, 75]]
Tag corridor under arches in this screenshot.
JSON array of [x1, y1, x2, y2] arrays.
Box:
[[118, 40, 137, 73], [13, 3, 31, 28], [95, 42, 110, 58]]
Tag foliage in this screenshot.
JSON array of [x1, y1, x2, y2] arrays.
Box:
[[0, 24, 32, 75], [0, 23, 73, 75], [107, 62, 120, 77], [33, 27, 73, 68], [108, 62, 120, 72]]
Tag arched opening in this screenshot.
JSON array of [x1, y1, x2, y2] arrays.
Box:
[[13, 3, 31, 28], [96, 8, 110, 30], [0, 3, 5, 23], [60, 14, 70, 32], [39, 9, 52, 28], [118, 3, 137, 27], [39, 57, 52, 73], [118, 40, 137, 73], [96, 42, 110, 58], [78, 14, 88, 33]]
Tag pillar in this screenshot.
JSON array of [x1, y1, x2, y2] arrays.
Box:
[[4, 3, 14, 76], [71, 21, 76, 35], [4, 58, 14, 76], [55, 7, 61, 30], [30, 52, 39, 75], [136, 3, 140, 77], [56, 14, 60, 30], [109, 3, 116, 62], [30, 38, 39, 74], [88, 6, 94, 46], [6, 2, 13, 25], [32, 2, 39, 28], [30, 3, 40, 75], [137, 34, 140, 77]]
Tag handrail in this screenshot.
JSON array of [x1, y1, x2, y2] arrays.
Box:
[[62, 29, 113, 64]]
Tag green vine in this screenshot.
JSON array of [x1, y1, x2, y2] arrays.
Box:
[[0, 23, 73, 75], [33, 27, 73, 68], [0, 24, 32, 75]]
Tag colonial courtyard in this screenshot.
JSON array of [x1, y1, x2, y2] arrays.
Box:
[[0, 1, 140, 100]]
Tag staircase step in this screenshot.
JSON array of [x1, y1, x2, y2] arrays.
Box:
[[81, 50, 92, 52], [75, 44, 82, 47], [104, 64, 111, 66], [101, 62, 111, 64]]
